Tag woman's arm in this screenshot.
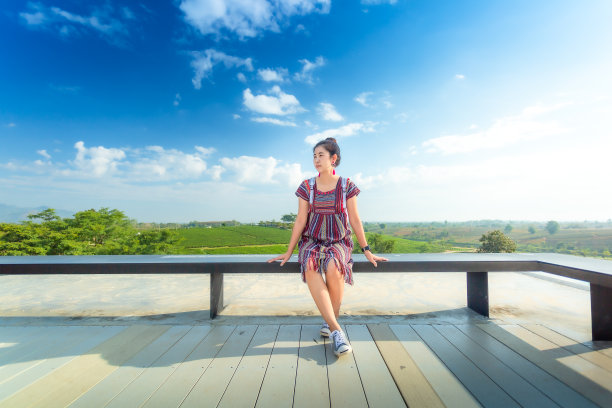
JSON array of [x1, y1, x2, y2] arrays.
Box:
[[267, 198, 309, 265], [347, 196, 388, 267]]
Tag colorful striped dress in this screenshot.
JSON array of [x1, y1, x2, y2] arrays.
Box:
[[295, 176, 361, 285]]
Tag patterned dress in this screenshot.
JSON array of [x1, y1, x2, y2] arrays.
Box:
[[295, 176, 361, 285]]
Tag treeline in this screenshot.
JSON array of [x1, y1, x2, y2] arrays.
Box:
[[0, 208, 180, 256]]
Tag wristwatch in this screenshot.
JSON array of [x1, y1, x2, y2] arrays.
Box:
[[361, 245, 371, 252]]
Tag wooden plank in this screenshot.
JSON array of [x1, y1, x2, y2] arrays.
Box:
[[412, 324, 519, 408], [0, 326, 112, 383], [0, 327, 50, 357], [255, 325, 301, 408], [68, 326, 192, 408], [345, 325, 405, 408], [323, 325, 368, 408], [293, 325, 329, 408], [141, 325, 235, 408], [0, 326, 121, 402], [589, 342, 612, 359], [435, 325, 556, 408], [477, 323, 612, 408], [390, 325, 480, 408], [180, 325, 258, 408], [104, 325, 211, 408], [523, 324, 612, 372], [368, 323, 444, 408], [457, 324, 597, 408], [217, 325, 279, 408], [0, 325, 168, 408], [0, 326, 85, 369]]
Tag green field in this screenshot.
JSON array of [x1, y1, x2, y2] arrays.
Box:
[[175, 225, 456, 255]]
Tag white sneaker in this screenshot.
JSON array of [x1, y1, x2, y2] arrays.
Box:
[[320, 322, 331, 338], [331, 330, 352, 357]]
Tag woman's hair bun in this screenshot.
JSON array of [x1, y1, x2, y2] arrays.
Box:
[[325, 137, 337, 144]]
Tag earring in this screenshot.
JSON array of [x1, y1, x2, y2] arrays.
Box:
[[318, 172, 320, 177], [333, 169, 336, 175]]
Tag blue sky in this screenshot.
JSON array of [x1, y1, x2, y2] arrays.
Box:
[[1, 0, 611, 222]]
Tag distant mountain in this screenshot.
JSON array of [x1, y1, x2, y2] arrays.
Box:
[[0, 203, 75, 223]]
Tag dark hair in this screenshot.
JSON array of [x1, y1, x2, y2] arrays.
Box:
[[313, 137, 341, 167]]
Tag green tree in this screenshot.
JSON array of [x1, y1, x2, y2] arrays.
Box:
[[367, 233, 395, 253], [546, 220, 560, 235], [281, 213, 297, 223], [504, 224, 513, 234], [0, 208, 181, 255], [379, 223, 386, 230], [528, 226, 536, 234], [477, 230, 517, 253]]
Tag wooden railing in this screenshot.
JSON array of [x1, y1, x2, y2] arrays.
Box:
[[1, 253, 611, 340]]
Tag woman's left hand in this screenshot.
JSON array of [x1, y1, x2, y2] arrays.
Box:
[[365, 251, 388, 267]]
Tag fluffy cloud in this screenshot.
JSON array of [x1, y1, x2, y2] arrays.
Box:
[[304, 122, 377, 145], [179, 0, 330, 39], [317, 102, 343, 121], [190, 49, 253, 89], [354, 91, 372, 107], [219, 156, 304, 186], [258, 67, 288, 82], [243, 85, 305, 115], [19, 2, 132, 46], [294, 56, 325, 83], [251, 117, 297, 126], [37, 149, 51, 159], [71, 141, 126, 177], [422, 103, 569, 155], [455, 74, 465, 80], [129, 146, 209, 180]]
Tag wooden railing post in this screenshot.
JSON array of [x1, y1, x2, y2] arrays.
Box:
[[590, 283, 612, 341], [467, 271, 489, 317], [210, 270, 224, 319]]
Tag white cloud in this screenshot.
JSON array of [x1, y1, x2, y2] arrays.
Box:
[[294, 56, 325, 83], [354, 91, 373, 107], [233, 113, 241, 119], [243, 85, 305, 115], [179, 0, 330, 39], [251, 117, 297, 126], [19, 3, 132, 46], [129, 146, 208, 180], [422, 103, 570, 155], [304, 122, 377, 145], [258, 67, 288, 82], [317, 102, 343, 121], [209, 165, 225, 180], [37, 149, 51, 159], [237, 72, 247, 83], [219, 155, 304, 186], [6, 123, 16, 128], [173, 93, 181, 106], [455, 74, 465, 80], [190, 49, 253, 89], [71, 141, 126, 177], [195, 146, 216, 156]]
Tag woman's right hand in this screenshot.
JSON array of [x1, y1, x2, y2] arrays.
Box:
[[267, 251, 292, 266]]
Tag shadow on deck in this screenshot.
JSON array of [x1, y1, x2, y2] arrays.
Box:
[[1, 318, 612, 408]]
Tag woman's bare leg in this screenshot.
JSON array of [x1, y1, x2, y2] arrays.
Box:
[[305, 267, 342, 332], [325, 261, 344, 319]]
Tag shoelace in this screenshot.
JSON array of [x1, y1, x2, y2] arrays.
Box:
[[333, 331, 347, 346]]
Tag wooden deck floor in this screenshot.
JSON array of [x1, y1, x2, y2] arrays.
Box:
[[1, 322, 611, 408]]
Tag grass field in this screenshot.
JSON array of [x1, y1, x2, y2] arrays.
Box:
[[171, 223, 612, 258]]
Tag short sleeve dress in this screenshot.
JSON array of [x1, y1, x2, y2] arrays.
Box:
[[295, 176, 360, 285]]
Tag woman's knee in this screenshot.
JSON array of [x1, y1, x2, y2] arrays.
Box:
[[325, 261, 343, 281]]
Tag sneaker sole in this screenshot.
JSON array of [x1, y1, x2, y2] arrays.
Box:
[[334, 347, 352, 357], [320, 329, 331, 338]]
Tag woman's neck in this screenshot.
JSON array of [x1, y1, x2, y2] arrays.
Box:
[[318, 171, 338, 184]]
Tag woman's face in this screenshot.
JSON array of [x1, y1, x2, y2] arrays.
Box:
[[313, 146, 336, 172]]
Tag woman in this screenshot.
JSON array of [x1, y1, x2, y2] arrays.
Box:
[[267, 137, 387, 357]]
